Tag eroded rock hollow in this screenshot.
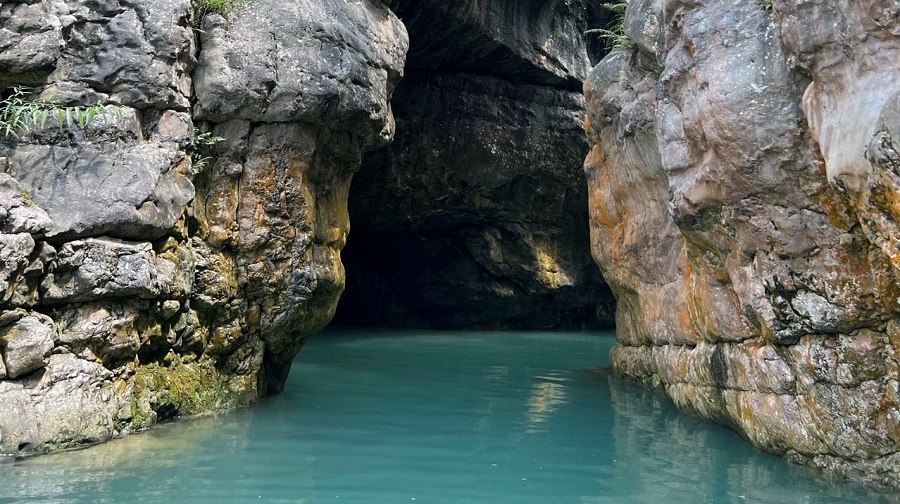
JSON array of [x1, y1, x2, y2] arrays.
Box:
[[334, 0, 615, 329], [585, 0, 900, 487]]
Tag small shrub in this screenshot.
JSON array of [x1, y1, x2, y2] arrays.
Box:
[[585, 2, 634, 55], [194, 0, 250, 18], [0, 86, 125, 138], [759, 0, 773, 10], [190, 127, 225, 173]]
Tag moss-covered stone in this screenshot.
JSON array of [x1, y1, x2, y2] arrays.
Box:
[[130, 357, 228, 429]]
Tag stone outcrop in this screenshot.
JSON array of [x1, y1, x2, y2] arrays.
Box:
[[0, 0, 406, 455], [333, 0, 615, 329], [585, 0, 900, 487]]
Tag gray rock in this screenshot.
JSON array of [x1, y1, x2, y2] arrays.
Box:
[[0, 310, 23, 329], [0, 313, 54, 379], [0, 381, 39, 454], [32, 353, 125, 450], [5, 142, 194, 241], [56, 302, 142, 366], [0, 173, 53, 235], [0, 233, 35, 306], [586, 0, 900, 488], [0, 1, 66, 85], [41, 0, 195, 109], [0, 0, 408, 457], [193, 0, 408, 142], [387, 0, 590, 87], [42, 238, 193, 303], [192, 0, 409, 395]]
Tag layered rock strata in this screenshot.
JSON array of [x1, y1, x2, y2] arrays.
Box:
[[0, 0, 406, 455], [334, 0, 615, 329], [585, 0, 900, 487]]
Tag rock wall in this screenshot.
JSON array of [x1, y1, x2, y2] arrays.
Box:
[[0, 0, 406, 455], [333, 0, 615, 329], [584, 0, 900, 487]]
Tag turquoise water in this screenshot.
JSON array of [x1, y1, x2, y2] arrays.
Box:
[[2, 330, 898, 503]]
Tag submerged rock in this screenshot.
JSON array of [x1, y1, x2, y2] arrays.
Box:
[[585, 0, 900, 488]]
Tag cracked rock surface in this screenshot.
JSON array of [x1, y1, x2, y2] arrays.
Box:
[[0, 0, 406, 455], [584, 0, 900, 487]]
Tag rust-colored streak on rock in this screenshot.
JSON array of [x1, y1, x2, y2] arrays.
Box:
[[585, 0, 900, 487]]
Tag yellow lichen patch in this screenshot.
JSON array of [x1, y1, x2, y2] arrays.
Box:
[[313, 179, 351, 249], [532, 243, 572, 289]]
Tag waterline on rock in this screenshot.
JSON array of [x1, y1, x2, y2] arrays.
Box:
[[2, 330, 898, 503]]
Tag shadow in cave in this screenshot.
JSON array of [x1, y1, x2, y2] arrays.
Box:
[[331, 60, 616, 330], [330, 0, 619, 331]]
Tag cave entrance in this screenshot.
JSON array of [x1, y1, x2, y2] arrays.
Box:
[[330, 1, 616, 330]]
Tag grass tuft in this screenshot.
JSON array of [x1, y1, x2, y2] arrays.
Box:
[[0, 86, 124, 138]]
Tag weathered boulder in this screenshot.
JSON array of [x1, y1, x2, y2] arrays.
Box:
[[0, 173, 52, 235], [585, 0, 900, 487], [5, 136, 195, 241], [0, 313, 53, 379], [0, 1, 67, 86], [194, 0, 406, 139], [42, 238, 193, 303], [334, 0, 614, 329], [0, 233, 35, 305]]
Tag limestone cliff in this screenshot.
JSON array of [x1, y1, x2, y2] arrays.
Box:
[[0, 0, 406, 455], [585, 0, 900, 487], [334, 0, 615, 329]]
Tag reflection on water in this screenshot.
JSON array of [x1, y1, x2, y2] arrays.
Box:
[[2, 330, 899, 504], [525, 374, 567, 433], [2, 413, 253, 503]]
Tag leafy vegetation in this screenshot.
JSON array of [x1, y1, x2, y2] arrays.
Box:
[[190, 127, 225, 173], [585, 2, 633, 55], [194, 0, 250, 19], [759, 0, 773, 10], [0, 86, 124, 138]]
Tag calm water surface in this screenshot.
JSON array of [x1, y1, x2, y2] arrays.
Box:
[[2, 330, 898, 503]]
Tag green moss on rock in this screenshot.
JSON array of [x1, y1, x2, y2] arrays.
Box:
[[130, 358, 223, 429]]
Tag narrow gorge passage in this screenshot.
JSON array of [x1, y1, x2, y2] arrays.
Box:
[[332, 0, 616, 330], [333, 69, 615, 330], [2, 0, 899, 495]]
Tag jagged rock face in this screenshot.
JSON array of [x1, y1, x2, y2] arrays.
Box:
[[585, 0, 900, 487], [0, 0, 406, 455], [387, 0, 588, 88], [191, 0, 406, 391], [334, 0, 615, 329]]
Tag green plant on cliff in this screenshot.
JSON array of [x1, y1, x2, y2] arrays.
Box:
[[759, 0, 773, 11], [194, 0, 250, 19], [585, 2, 633, 55], [190, 127, 225, 173], [0, 86, 124, 138]]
